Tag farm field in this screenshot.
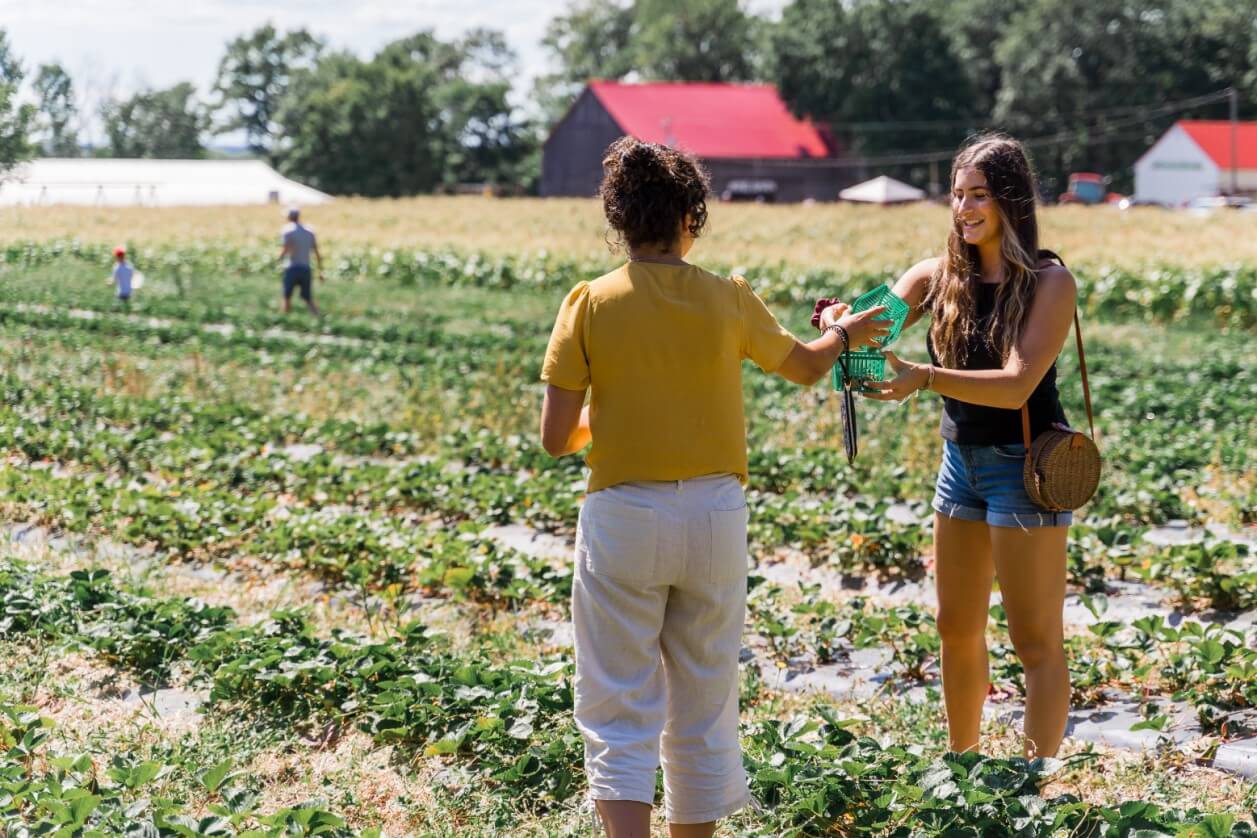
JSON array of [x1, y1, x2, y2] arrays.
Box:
[[0, 201, 1254, 835], [4, 196, 1257, 270]]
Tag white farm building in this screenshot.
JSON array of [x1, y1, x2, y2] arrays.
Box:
[[1134, 120, 1257, 205], [0, 158, 331, 207]]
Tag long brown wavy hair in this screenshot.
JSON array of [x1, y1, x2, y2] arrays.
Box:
[[926, 134, 1042, 368]]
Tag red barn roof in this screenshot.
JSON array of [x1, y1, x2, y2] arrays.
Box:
[[1178, 120, 1257, 169], [587, 81, 828, 159]]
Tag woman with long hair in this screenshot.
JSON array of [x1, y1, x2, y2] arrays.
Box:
[[540, 136, 888, 837], [862, 133, 1078, 758]]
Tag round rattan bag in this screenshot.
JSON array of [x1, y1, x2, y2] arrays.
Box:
[[1023, 429, 1101, 511], [1020, 251, 1102, 512]]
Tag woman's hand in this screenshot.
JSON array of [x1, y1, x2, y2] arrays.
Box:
[[818, 302, 850, 329], [862, 350, 929, 401], [837, 305, 891, 349], [811, 297, 845, 330]]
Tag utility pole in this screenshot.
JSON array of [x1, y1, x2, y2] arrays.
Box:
[[1230, 86, 1239, 196]]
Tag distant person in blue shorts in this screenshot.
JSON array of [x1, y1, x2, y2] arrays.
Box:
[[279, 207, 323, 315], [110, 245, 133, 307]]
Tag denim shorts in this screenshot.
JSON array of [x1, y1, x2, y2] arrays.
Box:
[[932, 440, 1072, 529], [283, 265, 313, 300]]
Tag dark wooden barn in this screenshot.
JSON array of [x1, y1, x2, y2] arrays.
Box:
[[541, 81, 860, 203]]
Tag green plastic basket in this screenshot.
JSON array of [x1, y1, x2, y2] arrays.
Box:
[[831, 349, 886, 393], [851, 284, 910, 347]]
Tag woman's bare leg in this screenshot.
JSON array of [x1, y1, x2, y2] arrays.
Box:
[[596, 800, 652, 837], [990, 525, 1070, 758], [594, 805, 715, 837], [933, 514, 995, 753]]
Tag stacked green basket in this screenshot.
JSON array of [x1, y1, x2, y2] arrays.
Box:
[[831, 284, 911, 393]]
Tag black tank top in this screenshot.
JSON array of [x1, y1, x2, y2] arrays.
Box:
[[927, 282, 1068, 446]]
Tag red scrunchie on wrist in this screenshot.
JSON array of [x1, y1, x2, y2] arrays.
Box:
[[810, 297, 842, 331]]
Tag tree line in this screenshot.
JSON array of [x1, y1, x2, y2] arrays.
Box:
[[2, 0, 1255, 196]]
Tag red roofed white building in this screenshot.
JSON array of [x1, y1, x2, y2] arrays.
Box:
[[1134, 120, 1257, 205], [541, 81, 859, 202]]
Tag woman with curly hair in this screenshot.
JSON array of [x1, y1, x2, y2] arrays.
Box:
[[540, 135, 888, 837], [863, 134, 1078, 759]]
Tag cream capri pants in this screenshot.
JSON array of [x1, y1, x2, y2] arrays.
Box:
[[572, 473, 750, 824]]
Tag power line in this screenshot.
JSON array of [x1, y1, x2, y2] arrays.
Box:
[[826, 88, 1234, 135], [757, 88, 1236, 168]]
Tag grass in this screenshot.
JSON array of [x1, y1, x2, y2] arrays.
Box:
[[3, 197, 1257, 272]]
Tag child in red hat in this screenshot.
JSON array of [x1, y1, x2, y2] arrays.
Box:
[[110, 246, 134, 306]]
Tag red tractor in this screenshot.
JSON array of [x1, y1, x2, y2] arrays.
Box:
[[1058, 172, 1124, 205]]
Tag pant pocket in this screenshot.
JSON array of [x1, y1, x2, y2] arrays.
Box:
[[579, 494, 659, 584], [992, 443, 1028, 460], [709, 506, 749, 585]]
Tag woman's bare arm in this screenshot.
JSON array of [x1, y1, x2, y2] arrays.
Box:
[[777, 305, 891, 385], [540, 384, 591, 456], [866, 266, 1078, 409], [890, 257, 940, 333]]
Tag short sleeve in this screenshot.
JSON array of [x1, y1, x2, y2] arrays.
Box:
[[733, 276, 797, 373], [541, 282, 592, 390]]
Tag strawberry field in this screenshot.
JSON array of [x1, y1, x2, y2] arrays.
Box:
[[0, 219, 1254, 835]]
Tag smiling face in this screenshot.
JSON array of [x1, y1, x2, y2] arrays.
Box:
[[952, 166, 1002, 247]]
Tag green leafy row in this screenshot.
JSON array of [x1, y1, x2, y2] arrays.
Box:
[[743, 707, 1253, 837], [4, 239, 1255, 326], [0, 703, 369, 838], [0, 703, 373, 837], [1, 557, 1251, 835], [0, 341, 1250, 606], [0, 558, 582, 815]]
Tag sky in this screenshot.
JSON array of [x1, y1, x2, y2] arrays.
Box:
[[1, 0, 785, 145]]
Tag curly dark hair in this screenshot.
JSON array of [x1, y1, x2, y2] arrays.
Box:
[[599, 136, 710, 251]]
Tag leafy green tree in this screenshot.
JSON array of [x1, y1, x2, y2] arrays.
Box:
[[991, 0, 1212, 192], [274, 49, 445, 196], [768, 0, 854, 128], [1159, 0, 1257, 113], [33, 62, 79, 156], [535, 0, 760, 126], [933, 0, 1034, 118], [632, 0, 757, 82], [770, 0, 978, 155], [100, 82, 209, 158], [211, 24, 323, 154], [427, 31, 538, 189], [540, 0, 636, 83], [275, 29, 536, 196], [0, 29, 35, 177], [533, 0, 636, 122], [380, 29, 536, 189]]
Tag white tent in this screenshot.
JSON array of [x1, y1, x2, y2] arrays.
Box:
[[839, 175, 925, 205], [0, 158, 332, 207]]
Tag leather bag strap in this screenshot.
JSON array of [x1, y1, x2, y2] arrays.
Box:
[[1073, 309, 1096, 441], [1021, 399, 1033, 449], [1021, 308, 1097, 447], [1022, 250, 1098, 449]]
